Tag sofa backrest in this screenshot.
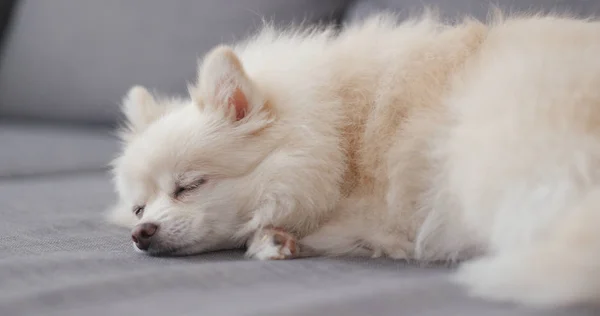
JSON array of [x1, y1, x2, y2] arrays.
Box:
[[3, 0, 600, 126], [0, 0, 349, 125]]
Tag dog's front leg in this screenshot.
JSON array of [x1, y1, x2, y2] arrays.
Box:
[[245, 227, 300, 260]]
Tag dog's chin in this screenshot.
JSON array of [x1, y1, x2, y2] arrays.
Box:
[[132, 242, 210, 257]]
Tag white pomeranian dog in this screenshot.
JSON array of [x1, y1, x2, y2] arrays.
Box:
[[108, 10, 600, 307]]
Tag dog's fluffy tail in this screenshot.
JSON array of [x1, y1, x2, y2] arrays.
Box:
[[454, 189, 600, 307]]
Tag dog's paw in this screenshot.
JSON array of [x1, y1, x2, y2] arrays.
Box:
[[246, 227, 299, 260]]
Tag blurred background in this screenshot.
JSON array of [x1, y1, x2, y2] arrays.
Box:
[[1, 1, 600, 316]]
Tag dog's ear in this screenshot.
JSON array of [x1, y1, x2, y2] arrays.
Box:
[[191, 46, 265, 122], [121, 86, 163, 134]]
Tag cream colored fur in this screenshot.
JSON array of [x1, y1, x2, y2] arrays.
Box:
[[109, 11, 600, 307]]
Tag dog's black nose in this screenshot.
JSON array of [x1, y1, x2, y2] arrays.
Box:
[[131, 223, 158, 251]]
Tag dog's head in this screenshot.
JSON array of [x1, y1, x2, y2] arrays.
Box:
[[109, 46, 277, 255]]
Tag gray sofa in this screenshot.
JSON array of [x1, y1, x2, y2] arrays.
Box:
[[1, 1, 599, 315]]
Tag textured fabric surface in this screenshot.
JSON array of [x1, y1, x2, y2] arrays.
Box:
[[345, 0, 600, 23], [0, 0, 348, 123], [1, 173, 598, 316], [0, 123, 118, 177]]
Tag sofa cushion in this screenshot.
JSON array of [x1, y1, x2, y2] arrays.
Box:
[[345, 0, 600, 23], [0, 0, 348, 124], [0, 173, 598, 315], [0, 122, 118, 177]]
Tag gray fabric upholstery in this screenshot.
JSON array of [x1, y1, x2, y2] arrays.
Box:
[[0, 0, 348, 123], [0, 123, 118, 177], [1, 173, 598, 316]]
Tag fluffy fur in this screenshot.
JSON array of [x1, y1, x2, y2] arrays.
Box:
[[108, 10, 600, 307]]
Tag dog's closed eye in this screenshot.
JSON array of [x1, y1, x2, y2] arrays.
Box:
[[174, 178, 207, 198], [133, 205, 145, 218]]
